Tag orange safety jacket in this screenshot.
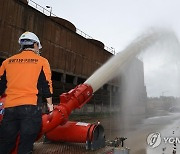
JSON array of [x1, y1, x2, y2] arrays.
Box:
[[0, 50, 53, 108]]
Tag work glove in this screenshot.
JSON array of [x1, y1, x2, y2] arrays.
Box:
[[47, 103, 54, 112]]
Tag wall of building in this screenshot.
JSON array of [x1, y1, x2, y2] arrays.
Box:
[[0, 0, 147, 115], [0, 0, 112, 77]]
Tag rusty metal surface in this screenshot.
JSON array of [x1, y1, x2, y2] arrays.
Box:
[[33, 142, 113, 154], [0, 0, 112, 77]]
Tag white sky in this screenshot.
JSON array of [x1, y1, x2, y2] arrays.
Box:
[[31, 0, 180, 97]]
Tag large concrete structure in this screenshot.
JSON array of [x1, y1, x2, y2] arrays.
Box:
[[0, 0, 147, 115]]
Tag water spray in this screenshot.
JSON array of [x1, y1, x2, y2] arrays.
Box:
[[85, 28, 178, 92]]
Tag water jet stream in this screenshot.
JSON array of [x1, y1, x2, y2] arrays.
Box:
[[85, 29, 178, 92]]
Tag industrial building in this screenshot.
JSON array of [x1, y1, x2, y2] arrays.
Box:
[[0, 0, 147, 115]]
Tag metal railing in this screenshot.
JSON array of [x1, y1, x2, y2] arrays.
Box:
[[28, 0, 57, 17], [76, 28, 93, 39], [27, 0, 115, 54]]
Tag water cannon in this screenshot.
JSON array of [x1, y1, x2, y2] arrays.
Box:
[[0, 84, 105, 153], [41, 83, 93, 133]]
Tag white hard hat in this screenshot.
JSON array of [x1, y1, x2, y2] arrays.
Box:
[[18, 31, 42, 49]]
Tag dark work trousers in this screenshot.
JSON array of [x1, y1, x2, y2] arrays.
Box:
[[0, 105, 42, 154]]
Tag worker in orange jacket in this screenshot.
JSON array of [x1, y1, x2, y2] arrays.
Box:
[[0, 32, 53, 154]]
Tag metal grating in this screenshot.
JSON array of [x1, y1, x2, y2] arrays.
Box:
[[33, 142, 113, 154]]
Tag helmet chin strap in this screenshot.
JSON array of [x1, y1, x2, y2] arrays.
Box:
[[24, 48, 41, 55]]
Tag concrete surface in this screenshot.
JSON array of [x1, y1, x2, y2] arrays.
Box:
[[33, 112, 180, 154]]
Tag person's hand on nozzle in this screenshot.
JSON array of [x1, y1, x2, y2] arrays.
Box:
[[46, 97, 53, 112], [47, 103, 54, 112]]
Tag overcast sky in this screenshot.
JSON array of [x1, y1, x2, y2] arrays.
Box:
[[30, 0, 180, 97]]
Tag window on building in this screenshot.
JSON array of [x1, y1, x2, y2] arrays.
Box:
[[66, 74, 74, 84], [52, 71, 62, 81], [77, 77, 86, 84]]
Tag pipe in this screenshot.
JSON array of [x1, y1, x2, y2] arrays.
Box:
[[45, 121, 105, 150], [41, 83, 93, 133], [0, 84, 95, 152], [45, 121, 99, 142]]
